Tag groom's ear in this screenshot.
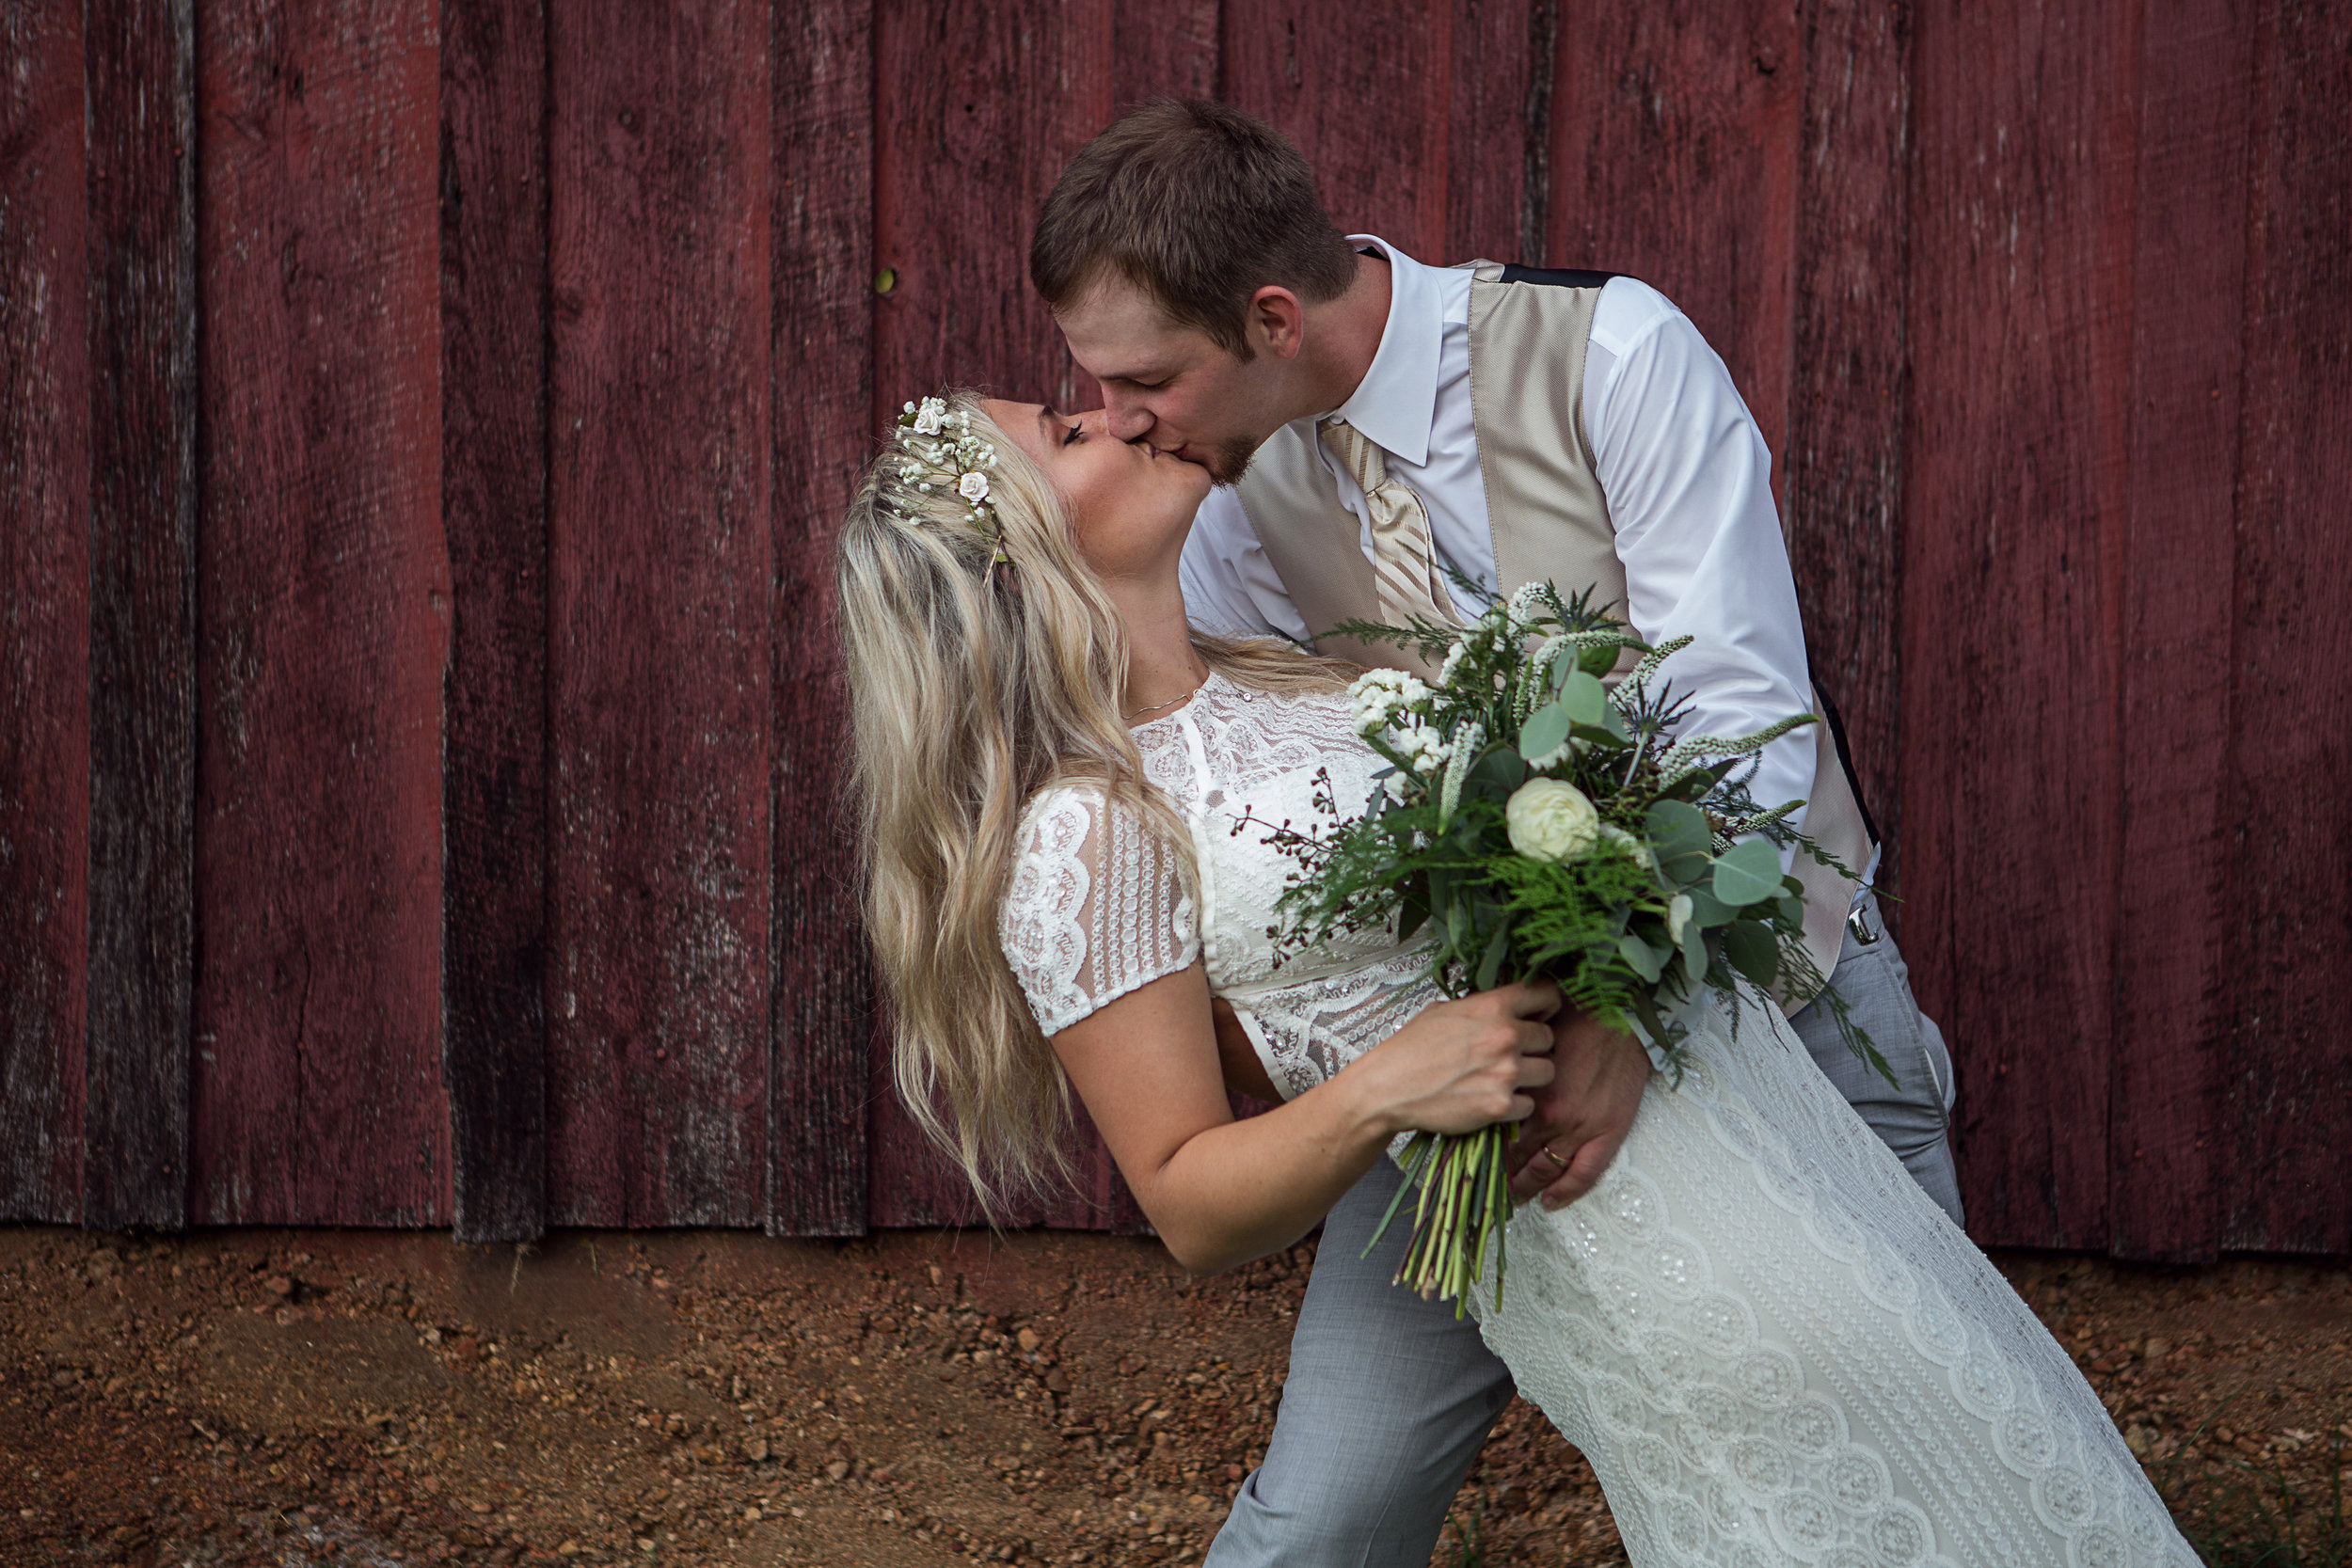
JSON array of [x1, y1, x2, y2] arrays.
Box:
[[1245, 286, 1309, 362]]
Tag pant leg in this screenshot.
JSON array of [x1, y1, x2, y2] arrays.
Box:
[[1787, 888, 1966, 1227], [1205, 1159, 1517, 1568]]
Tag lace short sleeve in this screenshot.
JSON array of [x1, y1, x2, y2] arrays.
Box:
[[998, 784, 1200, 1036]]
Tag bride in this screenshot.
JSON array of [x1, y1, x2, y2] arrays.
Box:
[[837, 390, 2194, 1568]]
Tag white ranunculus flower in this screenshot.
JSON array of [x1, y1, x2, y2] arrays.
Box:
[[1505, 779, 1600, 863], [958, 470, 990, 502], [913, 397, 946, 436]]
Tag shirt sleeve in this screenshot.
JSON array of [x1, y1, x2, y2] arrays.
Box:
[[998, 784, 1200, 1036], [1586, 277, 1822, 835]]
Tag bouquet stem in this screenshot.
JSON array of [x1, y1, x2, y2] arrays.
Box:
[[1366, 1123, 1514, 1319]]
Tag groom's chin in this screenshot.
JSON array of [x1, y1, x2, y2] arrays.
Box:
[[1202, 435, 1261, 487]]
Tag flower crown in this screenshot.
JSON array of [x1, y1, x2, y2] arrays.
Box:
[[892, 396, 1008, 563]]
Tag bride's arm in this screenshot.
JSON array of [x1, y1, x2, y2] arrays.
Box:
[[1053, 967, 1561, 1275]]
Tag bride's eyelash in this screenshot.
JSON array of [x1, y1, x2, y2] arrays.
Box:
[[1061, 421, 1083, 447]]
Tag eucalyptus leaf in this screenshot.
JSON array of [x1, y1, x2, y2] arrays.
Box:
[[1723, 919, 1779, 989], [1680, 920, 1709, 985], [1518, 703, 1572, 764], [1648, 800, 1713, 885], [1711, 838, 1785, 907], [1619, 932, 1664, 983], [1469, 748, 1527, 794], [1683, 886, 1738, 928], [1774, 895, 1804, 928], [1559, 670, 1609, 726]]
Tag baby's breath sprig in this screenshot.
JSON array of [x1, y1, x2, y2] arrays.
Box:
[[891, 396, 1010, 565]]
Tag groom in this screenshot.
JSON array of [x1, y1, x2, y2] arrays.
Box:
[[1031, 101, 1962, 1564]]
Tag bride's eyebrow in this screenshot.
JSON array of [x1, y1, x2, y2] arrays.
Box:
[[1037, 406, 1063, 438]]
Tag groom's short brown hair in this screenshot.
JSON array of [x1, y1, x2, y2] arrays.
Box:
[[1031, 100, 1357, 357]]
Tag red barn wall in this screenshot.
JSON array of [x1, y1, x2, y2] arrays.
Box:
[[2, 0, 2345, 1259]]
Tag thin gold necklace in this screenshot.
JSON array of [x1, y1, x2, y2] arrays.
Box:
[[1124, 672, 1209, 721]]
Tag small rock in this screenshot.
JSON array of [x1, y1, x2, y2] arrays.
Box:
[[470, 1501, 493, 1514], [1017, 1328, 1041, 1354], [265, 1275, 294, 1298], [826, 1460, 850, 1481], [743, 1437, 770, 1463], [453, 1337, 485, 1364], [557, 1544, 580, 1559], [2142, 1336, 2170, 1360]]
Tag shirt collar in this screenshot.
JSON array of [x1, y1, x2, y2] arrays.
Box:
[[1325, 234, 1442, 467]]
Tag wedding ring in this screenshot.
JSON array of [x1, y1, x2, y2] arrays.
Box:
[[1537, 1145, 1571, 1170]]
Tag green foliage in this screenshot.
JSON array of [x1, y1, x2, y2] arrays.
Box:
[[1254, 580, 1882, 1310]]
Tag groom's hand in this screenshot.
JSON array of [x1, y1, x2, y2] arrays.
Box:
[[1504, 1012, 1651, 1210]]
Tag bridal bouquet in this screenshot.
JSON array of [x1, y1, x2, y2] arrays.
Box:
[[1262, 581, 1879, 1313]]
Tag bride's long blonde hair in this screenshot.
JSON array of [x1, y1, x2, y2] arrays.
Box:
[[836, 390, 1350, 1214]]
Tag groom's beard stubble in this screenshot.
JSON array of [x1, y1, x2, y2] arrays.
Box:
[[1201, 432, 1263, 487]]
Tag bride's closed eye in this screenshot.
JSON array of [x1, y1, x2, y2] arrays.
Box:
[[1061, 420, 1084, 447]]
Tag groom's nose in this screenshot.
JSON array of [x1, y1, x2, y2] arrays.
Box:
[[1100, 396, 1154, 443]]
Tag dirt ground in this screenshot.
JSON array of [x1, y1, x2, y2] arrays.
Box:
[[2, 1225, 2346, 1567]]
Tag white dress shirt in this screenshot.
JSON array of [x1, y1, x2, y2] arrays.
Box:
[[1180, 236, 1833, 842]]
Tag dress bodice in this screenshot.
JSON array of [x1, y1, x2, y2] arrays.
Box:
[[996, 670, 1438, 1098]]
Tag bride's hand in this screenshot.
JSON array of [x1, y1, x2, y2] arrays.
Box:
[[1343, 978, 1562, 1136]]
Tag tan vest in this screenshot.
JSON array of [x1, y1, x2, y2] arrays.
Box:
[[1232, 261, 1871, 1002]]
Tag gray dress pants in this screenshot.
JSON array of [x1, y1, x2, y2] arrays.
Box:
[[1203, 891, 1960, 1567]]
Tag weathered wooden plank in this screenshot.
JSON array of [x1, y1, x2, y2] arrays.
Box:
[[1545, 0, 1804, 481], [191, 0, 450, 1226], [871, 0, 1112, 424], [1443, 0, 1543, 262], [868, 0, 1117, 1227], [0, 3, 92, 1226], [1113, 0, 1217, 107], [1218, 0, 1454, 258], [545, 0, 774, 1228], [441, 0, 550, 1243], [2105, 0, 2253, 1263], [82, 0, 198, 1233], [2220, 0, 2352, 1256], [1784, 0, 1910, 876], [769, 0, 874, 1238], [1903, 0, 2134, 1247]]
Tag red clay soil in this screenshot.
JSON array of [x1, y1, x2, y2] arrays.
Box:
[[2, 1226, 2345, 1566]]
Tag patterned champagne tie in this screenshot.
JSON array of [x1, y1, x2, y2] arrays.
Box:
[[1317, 416, 1460, 629]]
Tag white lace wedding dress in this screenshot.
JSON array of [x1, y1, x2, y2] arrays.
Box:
[[998, 672, 2194, 1568]]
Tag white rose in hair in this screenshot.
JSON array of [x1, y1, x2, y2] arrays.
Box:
[[913, 398, 946, 436], [958, 470, 990, 502], [1505, 778, 1599, 863]]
